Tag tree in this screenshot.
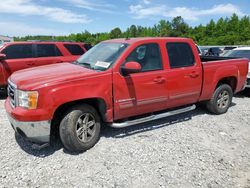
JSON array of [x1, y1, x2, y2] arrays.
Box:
[[170, 16, 189, 37], [14, 14, 250, 45], [110, 27, 122, 39]]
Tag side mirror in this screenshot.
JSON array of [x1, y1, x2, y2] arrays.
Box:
[[121, 61, 142, 75], [0, 54, 6, 61]]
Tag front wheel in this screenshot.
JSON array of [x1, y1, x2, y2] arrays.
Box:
[[59, 104, 101, 152], [206, 84, 233, 114]]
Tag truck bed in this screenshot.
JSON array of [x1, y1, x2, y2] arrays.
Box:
[[199, 57, 249, 101], [200, 56, 239, 62]]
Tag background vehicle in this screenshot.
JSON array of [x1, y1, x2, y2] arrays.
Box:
[[0, 41, 87, 93], [223, 47, 250, 94], [205, 47, 223, 56], [5, 37, 249, 152]]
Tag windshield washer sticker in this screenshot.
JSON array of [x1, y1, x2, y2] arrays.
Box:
[[95, 61, 111, 68]]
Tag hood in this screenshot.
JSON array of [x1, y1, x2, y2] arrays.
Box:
[[10, 63, 97, 90]]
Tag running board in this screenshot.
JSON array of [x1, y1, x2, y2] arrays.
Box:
[[110, 105, 196, 128]]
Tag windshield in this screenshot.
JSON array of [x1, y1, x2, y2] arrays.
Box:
[[75, 42, 128, 71], [223, 50, 250, 60]]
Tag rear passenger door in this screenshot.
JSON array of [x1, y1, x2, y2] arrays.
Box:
[[34, 44, 63, 66], [1, 44, 35, 75], [165, 42, 202, 107]]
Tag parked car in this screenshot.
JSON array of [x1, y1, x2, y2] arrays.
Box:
[[5, 37, 249, 152], [223, 47, 250, 94], [0, 41, 87, 93], [205, 47, 223, 56]]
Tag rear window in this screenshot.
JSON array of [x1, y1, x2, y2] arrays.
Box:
[[2, 44, 33, 59], [83, 44, 92, 51], [64, 44, 85, 55], [36, 44, 62, 57], [166, 43, 195, 68]]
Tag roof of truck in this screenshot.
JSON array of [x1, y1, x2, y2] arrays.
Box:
[[104, 37, 192, 44]]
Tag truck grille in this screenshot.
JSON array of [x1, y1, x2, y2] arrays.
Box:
[[7, 81, 17, 108]]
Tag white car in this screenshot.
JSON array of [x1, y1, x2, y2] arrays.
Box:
[[223, 47, 250, 91]]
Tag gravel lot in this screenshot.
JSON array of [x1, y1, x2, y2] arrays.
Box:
[[0, 94, 250, 188]]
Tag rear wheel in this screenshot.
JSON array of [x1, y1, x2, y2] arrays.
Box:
[[59, 104, 101, 152], [206, 84, 233, 114]]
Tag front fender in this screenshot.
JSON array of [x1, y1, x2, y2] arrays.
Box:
[[38, 73, 113, 121]]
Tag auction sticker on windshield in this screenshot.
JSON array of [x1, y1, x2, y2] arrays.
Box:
[[95, 61, 111, 68]]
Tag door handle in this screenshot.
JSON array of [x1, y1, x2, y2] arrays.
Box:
[[153, 77, 166, 84], [188, 71, 199, 78]]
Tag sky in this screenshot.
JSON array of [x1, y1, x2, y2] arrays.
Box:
[[0, 0, 249, 37]]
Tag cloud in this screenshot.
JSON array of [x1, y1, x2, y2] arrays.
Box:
[[129, 3, 245, 21], [143, 0, 150, 5], [0, 0, 91, 24], [0, 22, 68, 37], [60, 0, 115, 13]]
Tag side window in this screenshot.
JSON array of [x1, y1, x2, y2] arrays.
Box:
[[125, 43, 163, 72], [166, 43, 195, 68], [36, 44, 62, 57], [83, 44, 92, 51], [64, 44, 85, 55], [2, 44, 33, 59]]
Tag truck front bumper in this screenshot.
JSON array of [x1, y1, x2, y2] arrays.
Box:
[[7, 114, 51, 143], [5, 98, 51, 144]]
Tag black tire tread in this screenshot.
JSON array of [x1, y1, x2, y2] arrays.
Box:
[[206, 84, 233, 115], [59, 104, 101, 152]]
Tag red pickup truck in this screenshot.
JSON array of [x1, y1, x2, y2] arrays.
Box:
[[5, 37, 249, 152], [0, 41, 87, 93]]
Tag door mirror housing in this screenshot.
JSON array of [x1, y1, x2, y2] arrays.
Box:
[[0, 54, 6, 61], [121, 61, 142, 75]]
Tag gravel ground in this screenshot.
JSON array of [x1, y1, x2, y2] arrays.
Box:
[[0, 94, 250, 188]]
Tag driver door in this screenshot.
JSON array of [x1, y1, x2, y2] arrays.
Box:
[[113, 43, 169, 120]]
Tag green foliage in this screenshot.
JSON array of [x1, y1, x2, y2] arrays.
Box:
[[14, 14, 250, 45]]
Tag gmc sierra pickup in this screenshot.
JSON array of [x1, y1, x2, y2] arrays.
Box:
[[5, 37, 249, 152]]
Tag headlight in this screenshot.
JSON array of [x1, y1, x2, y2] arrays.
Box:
[[17, 90, 39, 109]]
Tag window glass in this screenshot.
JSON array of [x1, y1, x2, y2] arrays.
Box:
[[224, 50, 250, 60], [37, 44, 62, 57], [64, 44, 85, 55], [83, 44, 92, 51], [2, 44, 33, 59], [166, 43, 195, 68], [126, 43, 163, 72], [76, 42, 128, 71]]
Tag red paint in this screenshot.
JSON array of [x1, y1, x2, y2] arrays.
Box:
[[0, 42, 87, 87], [5, 38, 249, 123]]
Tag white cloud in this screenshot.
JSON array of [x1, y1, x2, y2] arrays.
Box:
[[0, 0, 91, 24], [60, 0, 115, 13], [143, 0, 150, 5], [129, 3, 245, 21], [0, 22, 68, 37]]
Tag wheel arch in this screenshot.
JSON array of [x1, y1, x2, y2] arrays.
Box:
[[50, 98, 108, 135], [215, 76, 237, 93]]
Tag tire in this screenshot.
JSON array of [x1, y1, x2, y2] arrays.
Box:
[[245, 88, 250, 97], [206, 84, 233, 115], [59, 104, 101, 152]]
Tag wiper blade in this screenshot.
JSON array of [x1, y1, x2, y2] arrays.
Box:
[[76, 61, 94, 69]]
